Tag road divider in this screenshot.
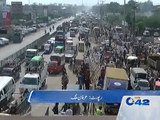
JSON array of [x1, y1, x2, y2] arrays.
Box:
[[0, 33, 50, 70]]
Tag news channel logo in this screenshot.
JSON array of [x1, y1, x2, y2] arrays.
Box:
[[126, 96, 150, 106]]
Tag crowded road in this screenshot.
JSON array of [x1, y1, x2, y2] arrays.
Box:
[[13, 31, 83, 116], [0, 17, 73, 62]]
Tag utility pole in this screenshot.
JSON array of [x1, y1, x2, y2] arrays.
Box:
[[124, 0, 126, 41], [82, 0, 84, 6]]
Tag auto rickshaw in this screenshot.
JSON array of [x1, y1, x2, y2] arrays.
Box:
[[44, 43, 52, 54], [126, 55, 138, 68], [25, 55, 44, 73], [73, 54, 84, 74], [54, 46, 65, 54], [78, 40, 85, 52], [48, 53, 65, 74]]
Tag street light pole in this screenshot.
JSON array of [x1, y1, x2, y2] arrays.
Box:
[[124, 0, 126, 41]]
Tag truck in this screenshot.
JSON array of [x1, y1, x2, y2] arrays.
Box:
[[19, 56, 47, 94], [25, 49, 38, 65], [103, 67, 129, 115], [1, 58, 21, 80], [55, 30, 66, 48], [148, 54, 160, 70], [12, 29, 23, 43], [0, 27, 23, 43]]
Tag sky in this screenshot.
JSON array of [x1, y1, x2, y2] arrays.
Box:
[[6, 0, 160, 6]]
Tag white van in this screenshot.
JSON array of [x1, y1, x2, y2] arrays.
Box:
[[130, 68, 148, 89], [0, 76, 16, 108]]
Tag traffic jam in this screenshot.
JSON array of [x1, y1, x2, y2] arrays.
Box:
[[0, 12, 160, 117]]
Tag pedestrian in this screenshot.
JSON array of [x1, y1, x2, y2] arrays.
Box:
[[61, 73, 69, 89], [95, 106, 104, 116], [52, 103, 59, 114], [82, 103, 89, 114], [97, 76, 104, 89], [65, 106, 73, 116], [84, 68, 90, 90], [62, 67, 67, 75], [78, 72, 85, 89], [60, 103, 68, 113], [100, 66, 106, 79]]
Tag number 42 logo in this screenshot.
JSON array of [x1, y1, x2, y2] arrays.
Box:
[[126, 97, 150, 106]]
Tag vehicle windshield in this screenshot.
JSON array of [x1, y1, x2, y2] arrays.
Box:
[[48, 61, 57, 66], [137, 73, 147, 79], [1, 69, 12, 75], [65, 50, 74, 55], [22, 77, 38, 85], [57, 31, 63, 35], [138, 81, 149, 87], [50, 56, 61, 61], [14, 33, 20, 36], [26, 51, 36, 57], [54, 47, 64, 53]]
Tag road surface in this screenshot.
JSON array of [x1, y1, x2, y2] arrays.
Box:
[[0, 17, 73, 62], [12, 31, 84, 116]]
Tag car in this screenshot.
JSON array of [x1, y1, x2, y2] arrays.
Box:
[[0, 39, 5, 46], [0, 37, 9, 45], [65, 49, 75, 63], [134, 79, 150, 90], [32, 27, 37, 32], [154, 32, 159, 37], [47, 37, 55, 47], [143, 30, 150, 37]]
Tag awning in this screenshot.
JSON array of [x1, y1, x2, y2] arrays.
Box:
[[27, 90, 160, 104]]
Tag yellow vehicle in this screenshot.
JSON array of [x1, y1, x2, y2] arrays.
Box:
[[78, 40, 84, 52]]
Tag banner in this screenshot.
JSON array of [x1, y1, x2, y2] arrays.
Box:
[[28, 90, 160, 104], [2, 11, 11, 27], [117, 96, 160, 120]]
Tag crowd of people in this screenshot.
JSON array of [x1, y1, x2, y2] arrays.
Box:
[[57, 15, 160, 116]]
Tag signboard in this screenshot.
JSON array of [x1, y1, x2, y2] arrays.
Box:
[[28, 90, 160, 104], [43, 6, 48, 17], [2, 11, 11, 26], [0, 0, 6, 11], [117, 96, 160, 120]]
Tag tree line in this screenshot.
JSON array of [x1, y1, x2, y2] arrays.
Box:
[[92, 0, 160, 35]]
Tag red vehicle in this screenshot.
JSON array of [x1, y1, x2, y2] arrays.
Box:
[[47, 53, 65, 74]]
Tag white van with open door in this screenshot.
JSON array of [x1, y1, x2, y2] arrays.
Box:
[[130, 68, 148, 89], [0, 76, 16, 108]]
